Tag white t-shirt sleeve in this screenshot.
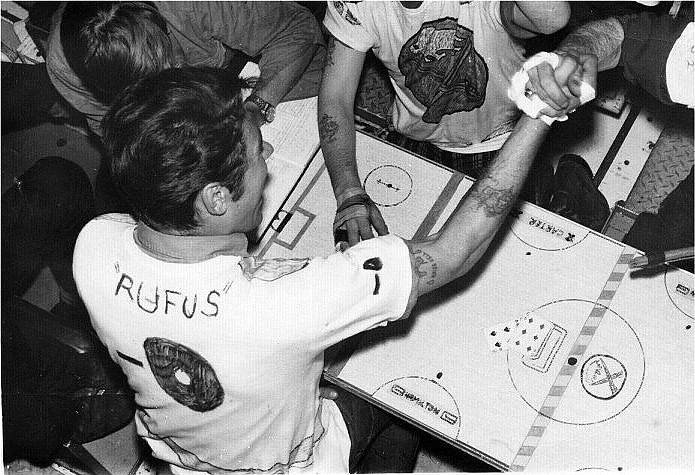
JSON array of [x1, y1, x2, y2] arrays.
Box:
[[271, 234, 417, 349], [665, 22, 695, 108], [323, 1, 374, 52]]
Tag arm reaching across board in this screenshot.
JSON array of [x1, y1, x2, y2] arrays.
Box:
[[319, 35, 388, 246], [406, 116, 551, 297]]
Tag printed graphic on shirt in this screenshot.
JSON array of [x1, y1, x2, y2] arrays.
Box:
[[333, 1, 361, 25], [143, 337, 224, 412], [239, 256, 309, 281], [398, 18, 488, 123]]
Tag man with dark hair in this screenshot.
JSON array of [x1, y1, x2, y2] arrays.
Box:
[[47, 1, 325, 135], [103, 68, 252, 231], [74, 66, 573, 473]]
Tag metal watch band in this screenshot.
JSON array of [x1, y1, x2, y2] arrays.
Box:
[[246, 93, 275, 123]]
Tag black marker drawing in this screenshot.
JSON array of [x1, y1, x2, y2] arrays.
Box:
[[364, 165, 414, 207], [144, 337, 224, 412]]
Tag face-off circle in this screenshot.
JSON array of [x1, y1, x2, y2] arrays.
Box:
[[664, 268, 694, 319], [373, 376, 461, 439], [507, 299, 644, 425], [363, 165, 413, 207], [581, 354, 627, 400]]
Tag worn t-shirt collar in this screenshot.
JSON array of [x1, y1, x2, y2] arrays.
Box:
[[134, 221, 248, 263]]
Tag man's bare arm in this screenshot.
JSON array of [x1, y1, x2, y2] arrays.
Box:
[[318, 37, 365, 199], [407, 116, 551, 296], [253, 44, 320, 108], [319, 36, 388, 245], [555, 17, 625, 72], [501, 1, 571, 38], [525, 17, 622, 114]]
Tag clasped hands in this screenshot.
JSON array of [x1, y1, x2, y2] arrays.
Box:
[[332, 51, 598, 248], [519, 50, 598, 121]]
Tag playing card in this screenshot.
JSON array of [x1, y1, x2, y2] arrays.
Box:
[[485, 320, 518, 352], [509, 312, 551, 356]]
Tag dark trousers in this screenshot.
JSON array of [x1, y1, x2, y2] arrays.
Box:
[[333, 386, 420, 473], [1, 156, 95, 316], [384, 132, 497, 179], [1, 63, 60, 133], [623, 167, 694, 272]]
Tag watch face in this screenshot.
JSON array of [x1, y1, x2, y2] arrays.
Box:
[[265, 105, 276, 123]]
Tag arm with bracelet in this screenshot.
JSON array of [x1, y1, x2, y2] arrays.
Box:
[[333, 189, 387, 245], [319, 35, 389, 247]]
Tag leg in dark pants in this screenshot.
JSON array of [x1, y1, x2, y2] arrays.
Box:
[[1, 63, 60, 133], [333, 386, 420, 473], [2, 156, 95, 320], [624, 167, 694, 272]]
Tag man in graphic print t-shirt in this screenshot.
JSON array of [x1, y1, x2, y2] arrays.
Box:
[[319, 1, 576, 247]]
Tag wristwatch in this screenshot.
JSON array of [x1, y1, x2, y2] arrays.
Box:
[[245, 93, 276, 124]]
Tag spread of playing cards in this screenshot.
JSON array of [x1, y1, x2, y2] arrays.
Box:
[[256, 132, 694, 472]]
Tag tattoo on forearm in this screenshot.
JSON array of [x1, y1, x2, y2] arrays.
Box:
[[559, 18, 623, 69], [413, 249, 437, 287], [318, 113, 340, 144], [325, 37, 336, 68], [469, 175, 515, 217]]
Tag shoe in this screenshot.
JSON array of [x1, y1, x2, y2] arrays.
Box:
[[548, 154, 609, 231], [521, 158, 555, 207]]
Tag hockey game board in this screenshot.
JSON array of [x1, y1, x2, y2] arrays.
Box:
[[255, 131, 694, 472]]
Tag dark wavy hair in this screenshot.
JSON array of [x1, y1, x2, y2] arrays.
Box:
[[102, 67, 251, 231], [61, 1, 173, 104]]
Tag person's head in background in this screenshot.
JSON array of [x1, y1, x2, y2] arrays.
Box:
[[61, 1, 173, 104], [102, 67, 271, 237]]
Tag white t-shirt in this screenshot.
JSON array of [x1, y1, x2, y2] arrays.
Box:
[[665, 21, 694, 108], [324, 0, 525, 153], [73, 214, 416, 474]]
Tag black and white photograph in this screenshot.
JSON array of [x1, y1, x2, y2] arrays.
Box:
[[1, 1, 693, 473]]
